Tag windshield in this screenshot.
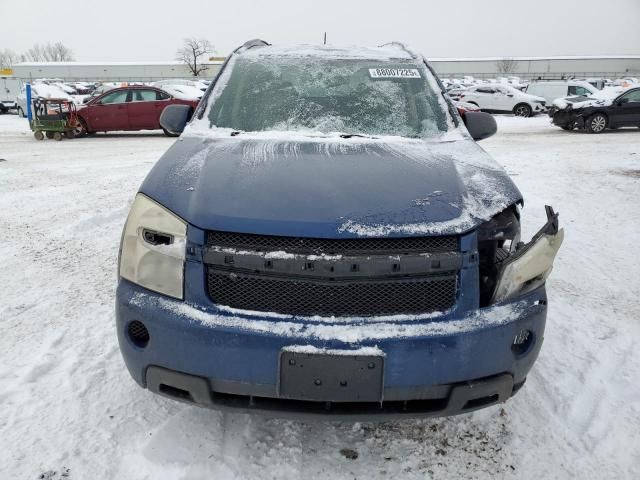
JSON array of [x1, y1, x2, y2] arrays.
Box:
[[205, 57, 449, 138]]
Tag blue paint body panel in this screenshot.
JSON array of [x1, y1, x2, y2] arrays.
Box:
[[116, 278, 546, 394], [139, 137, 521, 237]]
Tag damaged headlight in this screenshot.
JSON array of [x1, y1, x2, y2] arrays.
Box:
[[119, 193, 187, 299], [477, 206, 521, 306], [491, 206, 564, 303]]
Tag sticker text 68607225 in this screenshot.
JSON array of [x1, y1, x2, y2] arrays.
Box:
[[369, 68, 421, 79]]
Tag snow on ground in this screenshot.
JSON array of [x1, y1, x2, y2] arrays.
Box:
[[1, 113, 639, 479]]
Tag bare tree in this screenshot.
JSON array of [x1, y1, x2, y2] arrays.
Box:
[[496, 57, 519, 75], [44, 42, 74, 61], [0, 49, 19, 69], [176, 38, 213, 76], [21, 42, 74, 62]]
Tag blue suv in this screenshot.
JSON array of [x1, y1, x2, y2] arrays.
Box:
[[116, 40, 563, 418]]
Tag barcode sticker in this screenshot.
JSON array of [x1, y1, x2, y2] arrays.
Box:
[[369, 68, 421, 79]]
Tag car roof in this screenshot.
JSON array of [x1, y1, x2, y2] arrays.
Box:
[[238, 43, 415, 61]]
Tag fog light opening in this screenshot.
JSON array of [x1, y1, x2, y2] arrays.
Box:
[[512, 329, 533, 355], [511, 329, 533, 355], [128, 320, 150, 348]]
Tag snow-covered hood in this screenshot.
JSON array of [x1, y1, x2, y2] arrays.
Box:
[[140, 134, 522, 238], [521, 92, 546, 103], [552, 96, 612, 110]]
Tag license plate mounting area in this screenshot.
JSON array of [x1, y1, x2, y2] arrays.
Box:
[[279, 349, 384, 402]]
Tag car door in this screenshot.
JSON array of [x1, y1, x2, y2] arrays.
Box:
[[613, 89, 640, 126], [86, 89, 130, 131], [469, 87, 497, 110], [127, 89, 165, 130], [493, 86, 516, 111]]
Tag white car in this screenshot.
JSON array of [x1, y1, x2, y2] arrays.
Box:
[[160, 84, 204, 101], [459, 83, 547, 117], [152, 78, 208, 92], [16, 84, 72, 117]]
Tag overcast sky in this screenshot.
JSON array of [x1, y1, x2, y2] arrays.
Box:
[[2, 0, 639, 61]]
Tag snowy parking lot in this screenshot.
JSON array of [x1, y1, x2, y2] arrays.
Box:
[[1, 113, 639, 479]]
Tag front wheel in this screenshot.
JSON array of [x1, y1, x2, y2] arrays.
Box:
[[73, 118, 89, 138], [513, 104, 532, 117], [561, 125, 574, 131], [585, 113, 607, 134], [34, 131, 44, 141]]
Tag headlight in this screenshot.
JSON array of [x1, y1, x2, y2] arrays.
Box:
[[477, 207, 521, 307], [491, 206, 563, 303], [119, 193, 187, 299]]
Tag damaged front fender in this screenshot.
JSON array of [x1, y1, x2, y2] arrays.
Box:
[[492, 206, 564, 303]]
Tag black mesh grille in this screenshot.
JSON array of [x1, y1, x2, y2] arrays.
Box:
[[206, 231, 457, 255], [128, 320, 150, 347], [207, 270, 457, 316]]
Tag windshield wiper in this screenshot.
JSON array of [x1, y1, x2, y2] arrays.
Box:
[[339, 133, 378, 139]]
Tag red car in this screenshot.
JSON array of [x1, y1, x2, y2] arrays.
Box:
[[75, 85, 200, 136]]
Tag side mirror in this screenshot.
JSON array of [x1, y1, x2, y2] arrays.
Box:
[[160, 104, 192, 135], [463, 111, 497, 141]]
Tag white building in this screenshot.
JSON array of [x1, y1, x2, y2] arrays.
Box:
[[9, 61, 224, 83], [7, 56, 640, 84], [429, 55, 640, 80]]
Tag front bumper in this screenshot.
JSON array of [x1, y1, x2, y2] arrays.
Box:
[[550, 109, 583, 128], [116, 280, 547, 419]]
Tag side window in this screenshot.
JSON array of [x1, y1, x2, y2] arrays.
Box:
[[476, 87, 495, 94], [620, 89, 640, 103], [99, 90, 128, 104], [568, 86, 590, 96], [156, 90, 170, 100], [131, 89, 158, 102]]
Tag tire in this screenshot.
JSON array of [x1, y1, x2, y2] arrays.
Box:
[[64, 131, 74, 139], [73, 118, 89, 138], [18, 107, 25, 118], [34, 131, 44, 141], [162, 127, 179, 138], [513, 103, 532, 117], [585, 113, 607, 134], [53, 132, 63, 141], [45, 131, 55, 139], [561, 125, 574, 131]]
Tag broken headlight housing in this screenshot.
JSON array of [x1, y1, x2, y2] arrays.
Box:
[[477, 206, 521, 306], [119, 193, 187, 299], [491, 206, 563, 303], [478, 205, 563, 305]]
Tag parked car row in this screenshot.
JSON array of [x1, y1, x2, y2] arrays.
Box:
[[445, 76, 640, 121], [11, 78, 206, 136]]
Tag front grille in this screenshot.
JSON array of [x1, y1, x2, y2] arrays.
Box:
[[206, 231, 457, 255], [206, 270, 457, 317]]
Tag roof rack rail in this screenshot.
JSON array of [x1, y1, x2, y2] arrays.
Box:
[[234, 39, 271, 54], [379, 41, 418, 59]]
